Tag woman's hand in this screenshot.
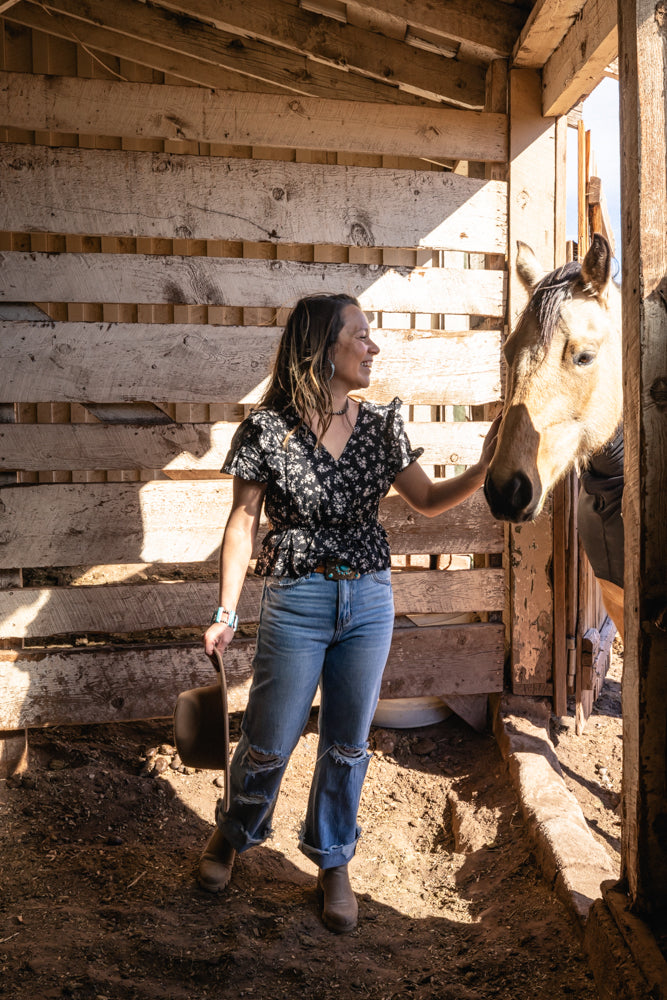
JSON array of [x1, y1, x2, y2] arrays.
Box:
[[478, 413, 502, 470], [204, 622, 235, 656]]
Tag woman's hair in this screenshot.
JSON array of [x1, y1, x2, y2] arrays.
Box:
[[259, 293, 360, 444]]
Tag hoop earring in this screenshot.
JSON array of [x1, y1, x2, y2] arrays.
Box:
[[327, 360, 335, 381]]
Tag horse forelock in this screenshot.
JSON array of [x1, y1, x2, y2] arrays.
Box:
[[519, 261, 582, 348]]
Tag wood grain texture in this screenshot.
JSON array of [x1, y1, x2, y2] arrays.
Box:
[[512, 0, 589, 67], [6, 0, 433, 106], [0, 142, 507, 253], [0, 75, 507, 162], [132, 0, 487, 107], [0, 480, 504, 569], [0, 419, 496, 471], [542, 0, 617, 116], [0, 623, 504, 728], [618, 0, 667, 917], [0, 251, 506, 313], [0, 322, 502, 406], [0, 568, 504, 639], [507, 69, 556, 692]]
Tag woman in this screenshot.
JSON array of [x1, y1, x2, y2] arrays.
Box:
[[202, 293, 499, 933]]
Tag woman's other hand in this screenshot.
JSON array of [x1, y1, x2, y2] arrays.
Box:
[[204, 622, 235, 656]]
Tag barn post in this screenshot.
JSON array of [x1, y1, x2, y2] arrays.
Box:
[[506, 68, 557, 699], [617, 0, 667, 922]]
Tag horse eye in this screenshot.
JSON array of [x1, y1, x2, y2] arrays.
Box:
[[574, 351, 596, 366]]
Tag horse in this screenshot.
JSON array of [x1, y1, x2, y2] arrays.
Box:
[[483, 233, 624, 641]]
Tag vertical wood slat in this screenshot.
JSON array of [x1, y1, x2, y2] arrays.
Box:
[[618, 0, 667, 920], [507, 68, 556, 694]]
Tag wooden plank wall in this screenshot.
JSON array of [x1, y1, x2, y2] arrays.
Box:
[[0, 22, 510, 730]]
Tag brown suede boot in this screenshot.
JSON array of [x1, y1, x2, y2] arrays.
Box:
[[317, 865, 358, 933], [198, 828, 236, 893]]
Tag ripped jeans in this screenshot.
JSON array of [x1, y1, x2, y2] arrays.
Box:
[[215, 569, 394, 870]]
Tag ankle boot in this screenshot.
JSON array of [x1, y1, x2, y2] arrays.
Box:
[[198, 827, 236, 893], [317, 865, 358, 933]]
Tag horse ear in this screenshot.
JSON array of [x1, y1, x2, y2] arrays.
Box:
[[515, 241, 546, 290], [581, 233, 612, 296]]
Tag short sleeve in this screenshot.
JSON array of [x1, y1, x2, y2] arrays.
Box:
[[386, 397, 423, 477], [221, 413, 270, 482]]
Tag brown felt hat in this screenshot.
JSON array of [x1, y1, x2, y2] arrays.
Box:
[[173, 650, 230, 802]]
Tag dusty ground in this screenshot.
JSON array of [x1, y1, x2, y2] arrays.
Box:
[[550, 639, 623, 876], [0, 652, 628, 1000]]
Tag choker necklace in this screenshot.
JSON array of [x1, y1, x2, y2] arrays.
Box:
[[331, 397, 350, 417]]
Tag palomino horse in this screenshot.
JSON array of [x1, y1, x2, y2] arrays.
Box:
[[484, 233, 624, 640]]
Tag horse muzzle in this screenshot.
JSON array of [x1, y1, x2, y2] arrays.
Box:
[[484, 470, 537, 523]]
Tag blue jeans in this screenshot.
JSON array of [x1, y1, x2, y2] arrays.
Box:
[[216, 569, 394, 869]]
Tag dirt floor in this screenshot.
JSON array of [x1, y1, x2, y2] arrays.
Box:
[[0, 648, 626, 1000]]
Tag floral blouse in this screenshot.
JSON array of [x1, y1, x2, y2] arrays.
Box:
[[222, 397, 423, 577]]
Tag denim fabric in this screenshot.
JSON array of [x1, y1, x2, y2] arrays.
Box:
[[216, 569, 394, 869]]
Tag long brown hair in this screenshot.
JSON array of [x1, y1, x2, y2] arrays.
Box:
[[259, 293, 359, 445]]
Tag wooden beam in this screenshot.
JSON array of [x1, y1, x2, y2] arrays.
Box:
[[143, 0, 487, 107], [0, 569, 505, 639], [0, 624, 504, 728], [0, 141, 508, 251], [512, 0, 588, 67], [0, 254, 507, 317], [618, 0, 667, 921], [7, 1, 430, 106], [0, 73, 507, 162], [0, 321, 503, 406], [542, 0, 617, 117], [0, 419, 496, 471], [0, 481, 503, 569], [507, 69, 556, 694], [348, 0, 525, 60]]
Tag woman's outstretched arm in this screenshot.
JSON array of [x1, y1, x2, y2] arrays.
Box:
[[392, 415, 500, 518]]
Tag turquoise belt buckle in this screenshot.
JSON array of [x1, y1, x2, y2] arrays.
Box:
[[324, 560, 360, 581]]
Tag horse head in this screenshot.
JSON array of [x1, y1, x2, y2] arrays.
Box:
[[484, 233, 622, 522]]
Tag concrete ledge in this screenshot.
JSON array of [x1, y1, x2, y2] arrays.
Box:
[[491, 693, 617, 925]]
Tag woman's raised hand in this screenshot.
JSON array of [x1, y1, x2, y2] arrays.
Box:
[[479, 414, 502, 470]]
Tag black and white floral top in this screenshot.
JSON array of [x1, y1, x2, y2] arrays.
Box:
[[222, 397, 423, 577]]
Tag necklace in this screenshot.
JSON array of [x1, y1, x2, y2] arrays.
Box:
[[331, 398, 350, 417]]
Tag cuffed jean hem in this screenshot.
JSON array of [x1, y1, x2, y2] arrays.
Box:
[[298, 824, 361, 870], [214, 808, 272, 855]]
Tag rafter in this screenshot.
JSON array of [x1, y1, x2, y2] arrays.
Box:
[[148, 0, 486, 107], [542, 0, 616, 116], [512, 0, 588, 68], [10, 0, 435, 105], [348, 0, 526, 60]]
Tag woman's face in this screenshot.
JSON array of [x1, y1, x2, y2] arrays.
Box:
[[330, 305, 379, 392]]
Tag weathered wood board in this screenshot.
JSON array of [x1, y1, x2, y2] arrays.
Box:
[[0, 322, 502, 405], [0, 419, 494, 472], [0, 253, 506, 316], [0, 481, 504, 568], [0, 75, 508, 165], [0, 623, 505, 728], [0, 568, 504, 639], [0, 143, 507, 253]]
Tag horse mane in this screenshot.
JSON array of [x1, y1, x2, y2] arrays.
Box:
[[520, 260, 582, 347]]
